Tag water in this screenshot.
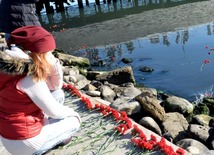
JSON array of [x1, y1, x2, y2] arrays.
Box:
[[127, 25, 214, 101], [38, 0, 214, 101]]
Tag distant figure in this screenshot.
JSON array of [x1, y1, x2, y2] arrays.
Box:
[[0, 26, 81, 155], [0, 0, 41, 40]]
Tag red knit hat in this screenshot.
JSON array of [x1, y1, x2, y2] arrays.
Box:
[[7, 26, 56, 53]]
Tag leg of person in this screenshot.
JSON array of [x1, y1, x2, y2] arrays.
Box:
[[1, 116, 80, 155], [32, 116, 80, 155]]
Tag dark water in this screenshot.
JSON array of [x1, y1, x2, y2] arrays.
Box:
[[39, 0, 206, 31], [39, 0, 214, 101]]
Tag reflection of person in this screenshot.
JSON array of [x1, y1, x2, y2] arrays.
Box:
[[0, 0, 41, 40], [0, 26, 81, 155]]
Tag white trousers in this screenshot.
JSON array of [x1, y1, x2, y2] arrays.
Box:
[[1, 89, 80, 155]]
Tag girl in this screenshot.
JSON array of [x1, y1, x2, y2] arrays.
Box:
[[0, 26, 81, 155]]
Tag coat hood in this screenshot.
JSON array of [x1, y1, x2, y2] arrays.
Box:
[[0, 49, 34, 76]]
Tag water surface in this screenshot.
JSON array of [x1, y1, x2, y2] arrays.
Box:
[[39, 0, 214, 101]]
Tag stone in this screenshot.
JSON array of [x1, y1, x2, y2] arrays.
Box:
[[188, 124, 210, 144], [86, 90, 101, 97], [140, 66, 154, 72], [121, 58, 133, 63], [164, 96, 194, 114], [95, 66, 135, 85], [135, 95, 166, 122], [56, 52, 90, 67], [176, 138, 210, 155], [138, 87, 158, 98], [139, 117, 162, 135], [111, 98, 141, 115], [100, 85, 116, 103], [162, 112, 189, 142], [192, 114, 213, 126], [82, 83, 97, 91], [63, 66, 79, 76], [121, 85, 142, 99]]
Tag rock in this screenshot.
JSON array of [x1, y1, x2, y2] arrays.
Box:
[[90, 80, 103, 88], [112, 86, 125, 97], [103, 81, 118, 90], [86, 91, 101, 97], [188, 124, 210, 144], [138, 117, 162, 135], [100, 85, 116, 103], [202, 98, 214, 114], [186, 146, 200, 154], [111, 84, 141, 99], [119, 101, 141, 115], [121, 58, 133, 63], [192, 114, 213, 126], [63, 66, 79, 76], [162, 112, 189, 142], [135, 95, 166, 122], [56, 52, 90, 67], [82, 83, 97, 91], [176, 138, 211, 155], [76, 79, 90, 90], [90, 60, 106, 66], [140, 66, 154, 72], [111, 98, 141, 115], [63, 75, 70, 83], [193, 103, 210, 115], [86, 70, 105, 81], [69, 74, 88, 83], [209, 118, 214, 127], [163, 96, 194, 114], [70, 74, 90, 90], [121, 85, 142, 99], [95, 66, 135, 85], [138, 87, 158, 98]]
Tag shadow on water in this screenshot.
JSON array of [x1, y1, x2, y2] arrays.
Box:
[[40, 0, 214, 101]]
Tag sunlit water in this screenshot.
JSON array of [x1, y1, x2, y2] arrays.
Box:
[[73, 23, 214, 101], [39, 0, 214, 101]]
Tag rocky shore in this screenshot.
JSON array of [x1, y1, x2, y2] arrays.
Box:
[[2, 0, 214, 153], [53, 51, 214, 155], [1, 27, 214, 155]]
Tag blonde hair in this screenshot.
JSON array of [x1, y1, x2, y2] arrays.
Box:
[[29, 52, 51, 82]]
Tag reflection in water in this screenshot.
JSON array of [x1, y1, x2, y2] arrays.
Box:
[[38, 0, 214, 101], [77, 22, 214, 101], [39, 0, 207, 31]]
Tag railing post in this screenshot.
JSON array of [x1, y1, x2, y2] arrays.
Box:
[[86, 0, 89, 6], [95, 0, 100, 5], [77, 0, 84, 8]]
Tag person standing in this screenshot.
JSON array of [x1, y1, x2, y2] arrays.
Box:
[[0, 0, 41, 40], [0, 26, 81, 155]]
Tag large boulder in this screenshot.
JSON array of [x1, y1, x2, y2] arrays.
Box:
[[162, 112, 189, 142], [135, 95, 166, 122], [95, 66, 135, 85], [163, 96, 194, 115]]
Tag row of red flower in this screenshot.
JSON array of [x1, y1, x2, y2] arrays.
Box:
[[63, 83, 185, 155]]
